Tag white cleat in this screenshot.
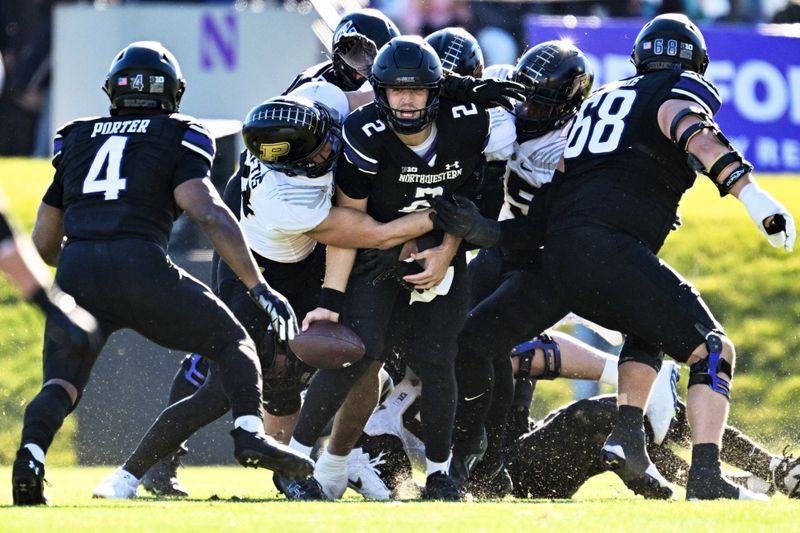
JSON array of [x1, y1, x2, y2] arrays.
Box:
[[646, 361, 680, 445], [737, 486, 770, 501], [313, 451, 349, 500], [92, 467, 139, 499], [347, 448, 392, 501]]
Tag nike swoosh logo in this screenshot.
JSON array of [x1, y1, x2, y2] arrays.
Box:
[[471, 83, 487, 93], [463, 392, 486, 402], [349, 478, 363, 489]]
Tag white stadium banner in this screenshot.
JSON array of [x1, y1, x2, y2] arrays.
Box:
[[52, 4, 324, 135]]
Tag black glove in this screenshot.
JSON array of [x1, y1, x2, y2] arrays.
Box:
[[32, 286, 102, 357], [440, 72, 526, 111], [352, 246, 403, 286], [352, 247, 425, 291], [248, 283, 298, 341], [430, 195, 501, 248], [333, 33, 378, 79]]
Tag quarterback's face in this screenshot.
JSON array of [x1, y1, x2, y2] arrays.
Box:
[[386, 87, 429, 120]]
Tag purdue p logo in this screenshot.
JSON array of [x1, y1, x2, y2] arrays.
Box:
[[260, 142, 290, 161]]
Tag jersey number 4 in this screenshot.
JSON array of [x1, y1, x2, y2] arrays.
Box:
[[83, 135, 129, 200], [563, 89, 636, 159]]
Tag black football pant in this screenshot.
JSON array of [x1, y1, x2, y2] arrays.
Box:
[[294, 255, 469, 463], [123, 245, 326, 477], [21, 239, 262, 454], [455, 248, 560, 442]]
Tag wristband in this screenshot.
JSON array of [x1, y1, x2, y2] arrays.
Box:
[[318, 287, 345, 314]]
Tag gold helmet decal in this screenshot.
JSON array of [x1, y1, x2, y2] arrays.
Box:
[[260, 142, 290, 161]]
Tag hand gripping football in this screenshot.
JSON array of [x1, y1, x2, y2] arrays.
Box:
[[288, 320, 365, 369]]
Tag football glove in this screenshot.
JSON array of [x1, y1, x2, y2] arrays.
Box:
[[738, 183, 796, 252], [440, 72, 526, 112], [249, 283, 298, 341], [32, 285, 102, 357], [773, 446, 800, 498], [430, 195, 501, 248], [334, 33, 378, 79], [353, 246, 402, 285]]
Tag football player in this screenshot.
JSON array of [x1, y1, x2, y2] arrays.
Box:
[[285, 9, 400, 93], [92, 82, 438, 500], [292, 36, 525, 501], [11, 41, 315, 506], [354, 364, 799, 501], [431, 14, 795, 500], [416, 40, 632, 494], [137, 9, 395, 495]]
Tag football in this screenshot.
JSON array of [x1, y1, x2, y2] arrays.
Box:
[[288, 320, 366, 369]]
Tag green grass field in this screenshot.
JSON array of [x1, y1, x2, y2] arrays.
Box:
[[0, 466, 797, 532], [1, 159, 800, 529]]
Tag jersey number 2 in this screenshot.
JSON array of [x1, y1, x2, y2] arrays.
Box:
[[563, 89, 636, 159], [83, 135, 129, 200]]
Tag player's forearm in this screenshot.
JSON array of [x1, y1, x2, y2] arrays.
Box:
[[323, 245, 357, 292], [308, 208, 433, 250], [441, 233, 462, 260], [372, 211, 434, 249], [195, 207, 263, 289], [0, 237, 52, 299]]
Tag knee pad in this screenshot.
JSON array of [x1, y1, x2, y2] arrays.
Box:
[[510, 333, 560, 380], [688, 333, 733, 399], [619, 336, 664, 373]]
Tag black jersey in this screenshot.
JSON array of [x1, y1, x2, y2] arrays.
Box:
[[548, 69, 721, 251], [43, 114, 215, 249], [283, 60, 344, 94], [336, 99, 490, 222]]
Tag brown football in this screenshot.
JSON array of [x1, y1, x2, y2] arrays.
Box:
[[288, 320, 366, 369]]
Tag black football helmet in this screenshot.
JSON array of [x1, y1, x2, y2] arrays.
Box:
[[424, 27, 484, 78], [103, 41, 186, 115], [242, 95, 343, 178], [632, 13, 709, 75], [332, 9, 400, 90], [512, 40, 594, 139], [370, 36, 443, 135]]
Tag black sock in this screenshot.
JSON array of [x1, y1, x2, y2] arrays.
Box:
[[21, 384, 73, 453], [616, 405, 645, 433], [687, 443, 738, 499], [124, 368, 230, 479], [691, 443, 722, 475]]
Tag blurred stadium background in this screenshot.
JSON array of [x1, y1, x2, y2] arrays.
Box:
[[0, 0, 798, 466]]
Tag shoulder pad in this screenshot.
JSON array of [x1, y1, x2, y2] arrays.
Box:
[[670, 71, 721, 116], [52, 117, 99, 166], [342, 105, 381, 173], [176, 118, 216, 165], [284, 61, 336, 94]]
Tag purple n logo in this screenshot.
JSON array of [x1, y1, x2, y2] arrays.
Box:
[[200, 12, 238, 71]]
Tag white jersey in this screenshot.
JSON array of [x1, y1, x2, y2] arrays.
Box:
[[363, 371, 426, 467], [239, 152, 334, 263], [499, 122, 571, 221], [481, 64, 519, 163], [481, 63, 570, 219], [238, 81, 350, 263]]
